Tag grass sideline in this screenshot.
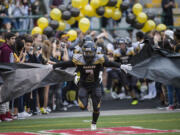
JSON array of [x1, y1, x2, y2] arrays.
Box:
[[0, 112, 180, 134]]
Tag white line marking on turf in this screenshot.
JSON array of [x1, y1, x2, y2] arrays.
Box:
[[83, 120, 91, 123]]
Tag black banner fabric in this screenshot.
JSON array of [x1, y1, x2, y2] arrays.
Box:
[[0, 63, 74, 103], [129, 54, 180, 87], [129, 43, 180, 88]]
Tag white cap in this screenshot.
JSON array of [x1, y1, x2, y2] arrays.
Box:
[[164, 30, 174, 40]]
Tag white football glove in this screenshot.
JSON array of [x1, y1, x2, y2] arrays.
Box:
[[120, 64, 132, 73], [74, 72, 80, 85], [99, 71, 103, 83]]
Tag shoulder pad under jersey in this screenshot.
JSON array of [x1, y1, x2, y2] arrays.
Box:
[[127, 47, 135, 55], [74, 45, 82, 54], [93, 54, 105, 64], [96, 47, 103, 54], [107, 49, 114, 54], [114, 48, 121, 57], [139, 43, 145, 49], [72, 54, 86, 65], [107, 43, 114, 50], [132, 42, 141, 51], [132, 42, 139, 48]]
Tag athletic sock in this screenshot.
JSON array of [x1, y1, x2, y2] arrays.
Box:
[[92, 112, 100, 124]]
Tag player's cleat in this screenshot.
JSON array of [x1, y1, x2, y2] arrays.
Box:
[[45, 107, 52, 113], [111, 92, 119, 99], [91, 124, 97, 131], [87, 98, 93, 112], [118, 93, 126, 99], [40, 107, 48, 114], [131, 100, 138, 105]]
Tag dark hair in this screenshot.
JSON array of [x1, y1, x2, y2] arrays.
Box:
[[56, 31, 66, 39], [18, 34, 27, 41], [174, 28, 180, 40], [4, 32, 15, 40], [136, 31, 144, 40], [25, 35, 33, 43], [15, 36, 25, 55]]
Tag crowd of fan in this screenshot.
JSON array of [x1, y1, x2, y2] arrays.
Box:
[[0, 0, 63, 33], [0, 0, 139, 35], [0, 27, 180, 122]]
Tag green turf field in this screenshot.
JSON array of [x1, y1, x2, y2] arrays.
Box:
[[0, 112, 180, 135]]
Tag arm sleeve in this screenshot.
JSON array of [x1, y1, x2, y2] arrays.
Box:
[[1, 48, 10, 63], [53, 60, 75, 69], [103, 56, 121, 68]]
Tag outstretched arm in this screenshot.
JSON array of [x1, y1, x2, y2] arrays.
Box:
[[103, 56, 132, 73], [103, 60, 120, 68], [103, 56, 120, 68], [53, 61, 75, 69]]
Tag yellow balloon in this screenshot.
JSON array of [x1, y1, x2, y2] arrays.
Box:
[[104, 7, 113, 18], [37, 17, 48, 29], [142, 20, 156, 32], [79, 17, 90, 33], [90, 0, 100, 9], [156, 24, 167, 31], [72, 0, 82, 8], [133, 3, 143, 16], [50, 8, 62, 21], [75, 11, 84, 21], [81, 0, 88, 8], [31, 27, 42, 35], [99, 0, 109, 6], [116, 0, 122, 8], [110, 7, 115, 13], [83, 4, 95, 17], [67, 30, 77, 41], [67, 17, 76, 25], [112, 8, 122, 20], [137, 12, 147, 24], [147, 20, 156, 31], [57, 20, 66, 31], [141, 26, 148, 33]]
